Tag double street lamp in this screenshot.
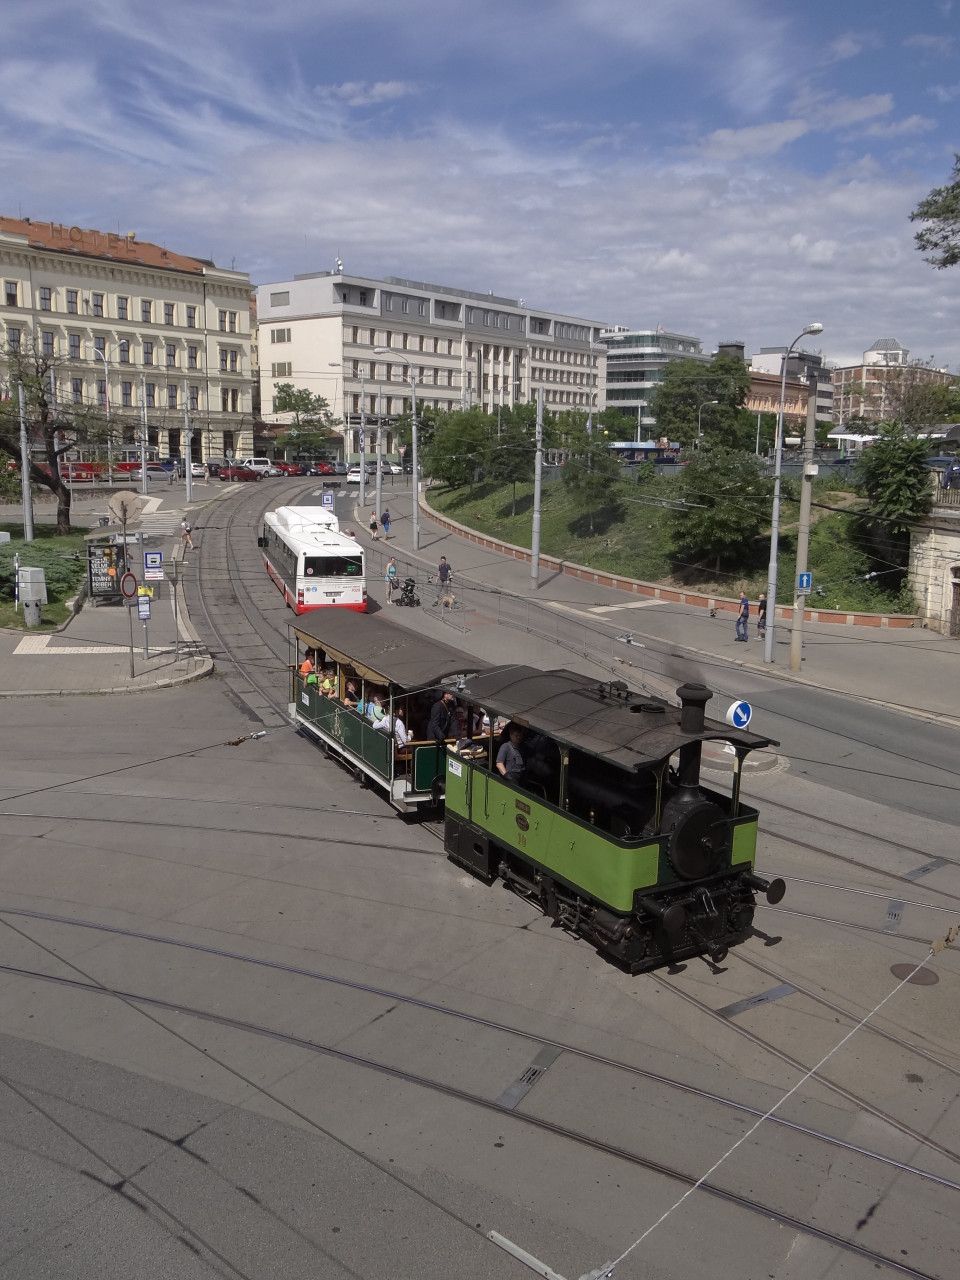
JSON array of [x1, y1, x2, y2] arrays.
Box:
[[374, 347, 420, 550], [763, 322, 823, 664]]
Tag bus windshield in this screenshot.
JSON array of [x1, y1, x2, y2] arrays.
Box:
[[303, 555, 363, 578]]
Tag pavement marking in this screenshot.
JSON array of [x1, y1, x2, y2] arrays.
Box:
[[495, 1045, 562, 1109], [883, 900, 905, 933], [12, 635, 173, 657], [905, 857, 949, 881], [589, 599, 666, 614], [141, 496, 163, 514], [542, 600, 593, 619], [717, 982, 797, 1019]]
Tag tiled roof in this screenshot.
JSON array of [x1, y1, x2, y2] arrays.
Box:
[[869, 337, 905, 351], [0, 216, 214, 275]]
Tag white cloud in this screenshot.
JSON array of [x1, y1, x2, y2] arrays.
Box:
[[791, 88, 893, 130], [903, 32, 956, 54], [700, 119, 808, 160], [862, 114, 937, 138], [929, 82, 960, 102], [320, 81, 418, 107], [826, 33, 866, 61]]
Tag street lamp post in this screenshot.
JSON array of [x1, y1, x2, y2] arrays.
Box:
[[696, 399, 719, 447], [375, 347, 418, 550], [331, 361, 367, 507], [763, 323, 823, 664]]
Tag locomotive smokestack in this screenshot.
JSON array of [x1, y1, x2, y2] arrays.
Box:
[[677, 683, 712, 733], [676, 683, 712, 789]]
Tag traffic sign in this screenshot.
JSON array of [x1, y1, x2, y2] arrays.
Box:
[[120, 571, 138, 599], [725, 700, 753, 730], [321, 490, 335, 509], [143, 549, 164, 582], [798, 572, 813, 593], [137, 596, 151, 620]]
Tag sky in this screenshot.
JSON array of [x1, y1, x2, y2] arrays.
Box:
[[2, 0, 958, 368]]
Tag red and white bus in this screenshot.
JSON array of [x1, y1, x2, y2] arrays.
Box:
[[259, 505, 366, 614]]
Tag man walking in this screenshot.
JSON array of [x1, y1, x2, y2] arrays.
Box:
[[735, 592, 749, 642], [380, 509, 392, 538], [756, 592, 767, 639], [434, 555, 452, 604]]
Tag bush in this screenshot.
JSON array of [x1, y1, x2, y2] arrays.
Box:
[[0, 529, 86, 604]]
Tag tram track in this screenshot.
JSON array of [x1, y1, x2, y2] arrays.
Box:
[[3, 903, 957, 1181], [0, 956, 951, 1280]]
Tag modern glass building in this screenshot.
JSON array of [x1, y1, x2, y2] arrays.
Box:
[[599, 327, 708, 435]]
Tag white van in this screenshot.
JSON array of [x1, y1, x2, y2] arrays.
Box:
[[241, 457, 279, 476]]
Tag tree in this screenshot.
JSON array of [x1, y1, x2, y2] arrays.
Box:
[[484, 406, 535, 514], [855, 425, 932, 573], [560, 416, 623, 535], [910, 153, 960, 269], [844, 362, 955, 432], [669, 447, 773, 576], [649, 354, 750, 448], [272, 383, 340, 455], [0, 342, 112, 533], [421, 408, 491, 488]]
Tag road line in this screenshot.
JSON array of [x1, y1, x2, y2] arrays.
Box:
[[589, 599, 666, 614]]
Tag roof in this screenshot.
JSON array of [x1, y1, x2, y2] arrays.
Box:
[[291, 611, 488, 689], [267, 505, 340, 538], [868, 338, 905, 351], [458, 666, 774, 770], [0, 216, 213, 275]]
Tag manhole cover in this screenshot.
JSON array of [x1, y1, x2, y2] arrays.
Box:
[[890, 964, 939, 986]]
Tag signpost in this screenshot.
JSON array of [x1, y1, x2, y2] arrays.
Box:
[[724, 700, 753, 730], [798, 571, 812, 593], [137, 592, 151, 657], [321, 490, 335, 510], [143, 549, 164, 582]]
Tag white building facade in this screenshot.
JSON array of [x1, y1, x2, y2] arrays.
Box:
[[0, 217, 255, 462], [599, 328, 708, 435], [257, 271, 607, 455]]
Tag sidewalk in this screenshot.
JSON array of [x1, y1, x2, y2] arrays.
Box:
[[0, 483, 217, 696], [351, 483, 960, 725]]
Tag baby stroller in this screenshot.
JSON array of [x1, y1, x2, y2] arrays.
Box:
[[398, 576, 421, 607]]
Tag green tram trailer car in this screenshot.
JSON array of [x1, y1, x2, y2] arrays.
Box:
[[444, 668, 784, 972], [289, 612, 488, 812]]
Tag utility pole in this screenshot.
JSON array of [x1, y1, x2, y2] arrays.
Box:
[[183, 380, 193, 503], [359, 364, 367, 509], [531, 389, 544, 587], [374, 418, 383, 525], [410, 366, 420, 552], [139, 375, 149, 496], [789, 371, 819, 672], [17, 382, 35, 542]]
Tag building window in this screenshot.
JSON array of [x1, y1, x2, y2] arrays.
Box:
[[145, 383, 156, 408], [187, 345, 199, 369], [117, 296, 128, 320], [350, 326, 359, 343], [402, 333, 408, 349], [71, 378, 82, 404], [218, 309, 227, 331], [401, 298, 409, 314], [39, 286, 52, 311], [229, 311, 237, 333], [230, 388, 239, 411], [97, 379, 107, 407], [368, 328, 376, 345], [66, 288, 78, 314], [141, 300, 152, 323], [119, 339, 130, 364], [143, 340, 154, 366], [167, 384, 178, 409], [122, 381, 133, 407], [189, 385, 199, 411], [165, 343, 177, 367], [269, 291, 290, 306], [164, 302, 174, 325], [418, 300, 426, 317], [4, 280, 17, 307], [68, 334, 80, 359], [271, 362, 292, 377], [94, 335, 106, 357], [92, 292, 104, 317], [220, 349, 227, 371], [186, 304, 196, 328], [358, 290, 368, 306], [270, 327, 291, 343], [42, 330, 54, 356], [7, 326, 21, 351], [221, 389, 230, 412]]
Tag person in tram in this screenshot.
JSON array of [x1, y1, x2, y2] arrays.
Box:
[[299, 649, 316, 679], [366, 692, 388, 726], [320, 667, 337, 697], [343, 679, 361, 709]]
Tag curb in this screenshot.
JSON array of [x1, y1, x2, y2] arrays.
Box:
[[0, 656, 214, 698]]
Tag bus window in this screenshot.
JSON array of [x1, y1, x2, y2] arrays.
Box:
[[303, 555, 363, 577]]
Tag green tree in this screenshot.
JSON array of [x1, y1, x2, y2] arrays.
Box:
[[272, 383, 340, 455], [649, 354, 750, 448], [422, 408, 491, 487], [484, 406, 535, 514], [855, 425, 933, 575], [560, 418, 623, 534], [910, 153, 960, 269], [670, 447, 773, 575], [0, 342, 112, 533]]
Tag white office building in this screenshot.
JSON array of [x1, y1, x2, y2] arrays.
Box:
[[257, 271, 608, 456]]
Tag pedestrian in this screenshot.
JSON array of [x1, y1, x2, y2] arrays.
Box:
[[434, 555, 452, 604], [368, 511, 379, 540], [180, 518, 194, 551], [385, 556, 399, 602], [380, 509, 392, 538], [735, 592, 749, 642], [427, 690, 457, 744], [756, 592, 767, 639]]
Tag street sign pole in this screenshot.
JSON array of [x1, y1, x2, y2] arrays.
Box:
[[790, 374, 819, 672], [170, 562, 180, 661], [127, 601, 135, 678]]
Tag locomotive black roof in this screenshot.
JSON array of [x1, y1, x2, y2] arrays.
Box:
[[291, 611, 488, 689], [460, 665, 775, 770]]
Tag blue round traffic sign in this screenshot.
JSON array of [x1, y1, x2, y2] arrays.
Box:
[[725, 700, 753, 729]]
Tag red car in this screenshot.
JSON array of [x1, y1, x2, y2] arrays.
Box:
[[219, 464, 261, 482], [273, 460, 307, 476], [311, 460, 335, 475]]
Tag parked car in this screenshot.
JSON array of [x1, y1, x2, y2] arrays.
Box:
[[310, 461, 336, 475], [273, 460, 306, 476], [383, 462, 403, 475], [190, 462, 206, 478], [127, 463, 170, 482], [345, 466, 364, 483], [219, 464, 261, 482], [332, 461, 348, 475], [239, 457, 281, 476], [206, 458, 225, 477]]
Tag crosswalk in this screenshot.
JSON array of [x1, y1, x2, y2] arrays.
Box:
[[133, 509, 184, 535]]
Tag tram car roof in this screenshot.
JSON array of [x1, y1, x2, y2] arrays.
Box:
[[458, 665, 775, 771], [290, 611, 489, 690]]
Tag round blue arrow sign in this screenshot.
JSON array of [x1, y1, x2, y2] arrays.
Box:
[[725, 700, 753, 729]]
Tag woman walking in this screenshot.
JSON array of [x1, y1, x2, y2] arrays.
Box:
[[368, 511, 379, 540]]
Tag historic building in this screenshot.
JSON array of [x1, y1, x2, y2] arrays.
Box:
[[832, 338, 952, 425], [0, 216, 255, 462], [256, 270, 607, 456]]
